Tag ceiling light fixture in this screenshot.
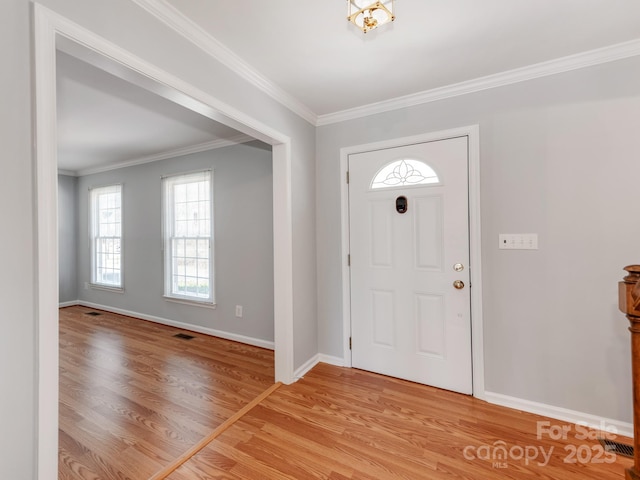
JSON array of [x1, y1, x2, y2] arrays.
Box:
[[348, 0, 395, 34]]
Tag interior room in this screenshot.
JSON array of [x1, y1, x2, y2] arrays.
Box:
[[56, 50, 276, 349], [4, 1, 640, 479]]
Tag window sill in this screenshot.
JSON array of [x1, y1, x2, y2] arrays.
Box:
[[89, 283, 124, 294], [163, 296, 217, 309]]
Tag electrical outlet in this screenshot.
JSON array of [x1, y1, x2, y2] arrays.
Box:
[[235, 305, 243, 318]]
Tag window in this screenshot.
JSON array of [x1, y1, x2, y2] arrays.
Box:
[[90, 184, 123, 288], [371, 159, 440, 189], [162, 170, 214, 304]]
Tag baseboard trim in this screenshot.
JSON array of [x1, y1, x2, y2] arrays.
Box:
[[76, 301, 275, 350], [318, 354, 345, 367], [293, 353, 347, 381], [293, 354, 320, 381], [59, 300, 80, 308], [485, 391, 633, 439]]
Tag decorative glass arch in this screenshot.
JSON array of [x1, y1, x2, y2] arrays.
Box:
[[370, 159, 440, 189]]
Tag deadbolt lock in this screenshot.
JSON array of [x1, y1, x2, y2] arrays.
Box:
[[453, 263, 464, 272]]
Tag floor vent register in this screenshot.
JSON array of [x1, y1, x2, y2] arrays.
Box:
[[174, 333, 195, 340], [598, 438, 634, 458]]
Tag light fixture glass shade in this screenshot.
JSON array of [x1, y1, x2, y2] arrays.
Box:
[[348, 0, 395, 34]]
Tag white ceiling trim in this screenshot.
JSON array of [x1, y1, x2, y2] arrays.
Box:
[[130, 0, 318, 126], [68, 134, 253, 177], [317, 38, 640, 126]]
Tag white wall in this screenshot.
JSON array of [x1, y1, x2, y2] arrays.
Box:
[[75, 143, 275, 342], [0, 1, 36, 478], [58, 174, 77, 304], [317, 56, 640, 424]]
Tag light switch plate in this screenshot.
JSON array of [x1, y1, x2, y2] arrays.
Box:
[[499, 233, 538, 250]]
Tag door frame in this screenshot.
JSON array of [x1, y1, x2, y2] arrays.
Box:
[[34, 4, 295, 479], [340, 125, 485, 398]]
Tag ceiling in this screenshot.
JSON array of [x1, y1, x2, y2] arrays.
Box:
[[164, 0, 640, 116], [56, 51, 249, 174], [57, 0, 640, 173]]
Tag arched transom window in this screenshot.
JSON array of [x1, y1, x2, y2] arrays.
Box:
[[370, 159, 440, 190]]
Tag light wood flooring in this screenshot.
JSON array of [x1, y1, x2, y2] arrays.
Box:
[[59, 305, 274, 479], [60, 306, 633, 479], [168, 363, 633, 479]]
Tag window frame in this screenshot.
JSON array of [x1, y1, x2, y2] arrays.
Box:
[[89, 183, 124, 291], [162, 169, 215, 306]]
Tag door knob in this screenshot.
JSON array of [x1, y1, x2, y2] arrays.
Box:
[[453, 280, 465, 290]]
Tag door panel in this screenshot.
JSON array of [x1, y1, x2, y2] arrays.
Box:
[[370, 201, 393, 267], [371, 290, 395, 347], [415, 293, 445, 358], [414, 195, 443, 270], [349, 136, 472, 394]]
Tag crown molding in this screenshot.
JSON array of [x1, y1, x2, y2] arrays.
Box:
[[317, 38, 640, 126], [130, 0, 318, 126], [119, 1, 640, 127], [69, 134, 253, 177]]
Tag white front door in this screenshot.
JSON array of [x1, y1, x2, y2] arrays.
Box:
[[348, 136, 472, 394]]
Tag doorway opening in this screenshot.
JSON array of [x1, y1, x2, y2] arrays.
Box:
[[348, 137, 472, 394], [339, 126, 485, 396], [34, 4, 294, 479]]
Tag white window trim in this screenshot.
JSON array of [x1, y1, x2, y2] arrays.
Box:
[[89, 183, 124, 290], [162, 170, 215, 305]]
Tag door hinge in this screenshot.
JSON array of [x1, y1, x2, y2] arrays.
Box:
[[349, 337, 352, 350], [346, 171, 350, 184], [347, 254, 351, 266]]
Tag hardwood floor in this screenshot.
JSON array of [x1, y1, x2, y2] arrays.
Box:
[[58, 305, 274, 480], [167, 363, 633, 480], [60, 306, 632, 479]]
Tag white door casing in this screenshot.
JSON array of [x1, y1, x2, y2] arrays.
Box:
[[348, 136, 472, 394]]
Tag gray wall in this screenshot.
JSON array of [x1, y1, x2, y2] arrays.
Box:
[[5, 0, 317, 478], [0, 1, 35, 478], [9, 0, 639, 477], [58, 175, 78, 304], [317, 56, 640, 424], [76, 142, 275, 342]]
